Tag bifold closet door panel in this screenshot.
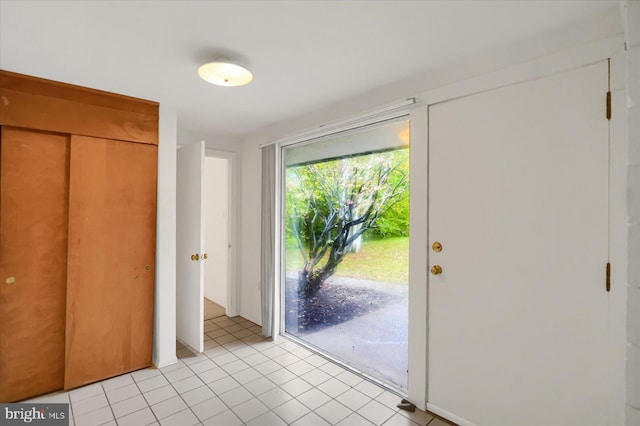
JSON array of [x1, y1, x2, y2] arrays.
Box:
[[0, 127, 69, 402], [65, 135, 157, 389]]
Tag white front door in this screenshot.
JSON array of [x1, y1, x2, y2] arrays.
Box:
[[176, 141, 205, 352], [428, 62, 612, 425]]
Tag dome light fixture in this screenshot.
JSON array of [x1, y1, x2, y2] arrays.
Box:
[[198, 59, 253, 87]]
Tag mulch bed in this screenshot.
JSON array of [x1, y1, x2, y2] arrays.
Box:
[[284, 277, 401, 334]]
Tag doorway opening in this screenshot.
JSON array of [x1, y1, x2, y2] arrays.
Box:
[[203, 156, 229, 320], [282, 118, 410, 391]]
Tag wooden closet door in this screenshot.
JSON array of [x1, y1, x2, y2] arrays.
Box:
[[0, 127, 69, 402], [65, 135, 157, 389]]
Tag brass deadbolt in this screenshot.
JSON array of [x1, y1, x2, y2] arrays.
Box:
[[5, 276, 16, 285], [432, 241, 443, 252], [431, 265, 443, 275], [145, 265, 151, 272]]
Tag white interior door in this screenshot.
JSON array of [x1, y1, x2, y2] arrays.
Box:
[[428, 62, 611, 425], [176, 141, 204, 352]]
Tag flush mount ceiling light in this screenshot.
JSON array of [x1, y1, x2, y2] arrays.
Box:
[[198, 59, 253, 87]]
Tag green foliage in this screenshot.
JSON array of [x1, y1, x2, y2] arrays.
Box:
[[285, 147, 409, 297]]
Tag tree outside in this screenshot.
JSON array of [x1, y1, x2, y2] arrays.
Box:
[[286, 148, 409, 300]]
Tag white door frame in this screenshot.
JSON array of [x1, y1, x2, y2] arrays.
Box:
[[205, 149, 239, 317]]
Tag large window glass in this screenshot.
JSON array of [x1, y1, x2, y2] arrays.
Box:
[[283, 118, 410, 390]]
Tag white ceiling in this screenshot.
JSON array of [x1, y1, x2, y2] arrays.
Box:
[[0, 0, 621, 142]]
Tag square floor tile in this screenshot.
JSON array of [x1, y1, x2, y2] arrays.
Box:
[[291, 412, 332, 426], [101, 374, 134, 392], [180, 352, 209, 365], [231, 398, 269, 423], [159, 408, 199, 426], [305, 354, 329, 367], [159, 360, 185, 374], [338, 388, 371, 410], [357, 400, 395, 425], [266, 369, 297, 386], [297, 388, 331, 410], [354, 380, 385, 398], [172, 375, 204, 394], [191, 396, 227, 421], [189, 359, 216, 374], [74, 406, 114, 426], [208, 376, 241, 395], [301, 369, 332, 386], [383, 413, 422, 426], [272, 398, 310, 424], [111, 394, 149, 418], [221, 359, 250, 375], [336, 412, 375, 425], [180, 385, 216, 406], [317, 377, 350, 398], [258, 387, 293, 409], [114, 407, 157, 426], [254, 360, 283, 376], [72, 393, 109, 417], [320, 362, 347, 376], [202, 409, 243, 426], [105, 383, 140, 404], [315, 399, 353, 424], [280, 377, 313, 397], [142, 385, 178, 406], [163, 367, 194, 383], [287, 360, 315, 376], [243, 352, 269, 366], [198, 366, 229, 384], [218, 386, 254, 407], [151, 395, 187, 419], [375, 390, 402, 410], [244, 376, 277, 396], [210, 351, 239, 366], [70, 383, 104, 403], [232, 367, 262, 385], [335, 370, 364, 386], [137, 375, 170, 393], [131, 368, 162, 382], [273, 353, 301, 367], [245, 410, 287, 426]]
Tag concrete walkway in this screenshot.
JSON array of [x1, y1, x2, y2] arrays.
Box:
[[301, 276, 408, 390]]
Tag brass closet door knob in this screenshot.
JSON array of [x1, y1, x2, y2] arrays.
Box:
[[191, 253, 200, 261], [431, 265, 443, 275]]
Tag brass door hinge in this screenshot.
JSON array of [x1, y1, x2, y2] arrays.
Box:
[[606, 58, 611, 120], [606, 262, 611, 292]]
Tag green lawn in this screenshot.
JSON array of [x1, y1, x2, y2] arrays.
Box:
[[286, 237, 409, 284]]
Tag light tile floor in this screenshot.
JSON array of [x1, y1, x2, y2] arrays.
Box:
[[26, 316, 455, 426]]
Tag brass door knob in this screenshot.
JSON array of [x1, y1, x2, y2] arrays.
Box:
[[5, 276, 16, 285], [432, 241, 443, 252], [144, 265, 151, 272], [431, 265, 443, 275], [202, 253, 208, 260], [191, 253, 199, 261]]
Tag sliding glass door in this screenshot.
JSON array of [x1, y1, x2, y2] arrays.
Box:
[[282, 118, 410, 391]]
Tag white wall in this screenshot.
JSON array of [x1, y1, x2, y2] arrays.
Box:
[[204, 156, 228, 307], [237, 33, 629, 426], [623, 1, 640, 424], [153, 105, 177, 368]]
